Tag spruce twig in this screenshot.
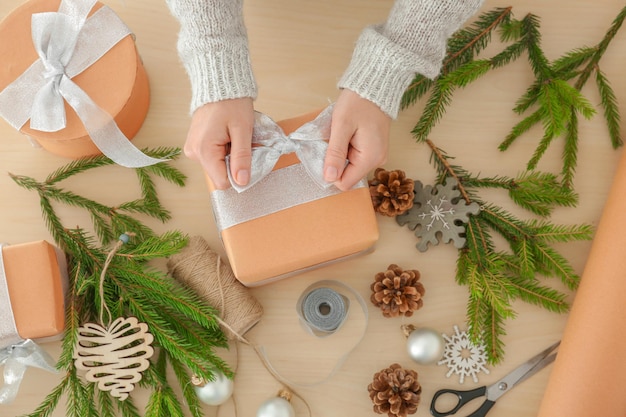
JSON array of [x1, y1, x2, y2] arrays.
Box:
[[402, 6, 625, 188], [12, 150, 227, 417], [422, 140, 592, 363], [498, 6, 626, 187], [398, 6, 623, 362]]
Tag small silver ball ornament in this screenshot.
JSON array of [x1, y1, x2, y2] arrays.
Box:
[[193, 371, 234, 406], [407, 327, 444, 365], [257, 396, 295, 417]]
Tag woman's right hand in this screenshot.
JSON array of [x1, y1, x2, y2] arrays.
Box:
[[183, 97, 255, 189]]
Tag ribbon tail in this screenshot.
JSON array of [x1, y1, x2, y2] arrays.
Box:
[[0, 340, 57, 405], [59, 77, 167, 167], [0, 357, 25, 405]]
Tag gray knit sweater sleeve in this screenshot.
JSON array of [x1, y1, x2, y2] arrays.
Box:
[[165, 0, 484, 117], [338, 0, 484, 118], [165, 0, 257, 113]]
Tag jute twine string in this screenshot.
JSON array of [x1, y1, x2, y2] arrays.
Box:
[[166, 236, 311, 417], [166, 236, 263, 341], [98, 232, 134, 326]]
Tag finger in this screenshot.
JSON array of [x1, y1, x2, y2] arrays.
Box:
[[201, 144, 231, 190], [227, 121, 253, 186], [184, 132, 231, 189], [334, 157, 368, 191], [335, 145, 387, 191], [324, 120, 353, 183]]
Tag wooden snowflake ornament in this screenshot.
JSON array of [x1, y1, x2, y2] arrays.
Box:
[[397, 177, 480, 252], [74, 317, 154, 400]]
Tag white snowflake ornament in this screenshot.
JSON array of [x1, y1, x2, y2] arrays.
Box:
[[438, 325, 490, 384], [397, 177, 480, 252]]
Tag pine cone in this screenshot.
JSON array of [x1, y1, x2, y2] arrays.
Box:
[[368, 363, 421, 417], [371, 264, 425, 318], [369, 168, 415, 216]]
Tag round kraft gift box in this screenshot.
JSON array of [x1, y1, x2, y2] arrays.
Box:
[[0, 0, 150, 159]]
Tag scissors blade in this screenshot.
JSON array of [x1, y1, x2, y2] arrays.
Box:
[[485, 341, 560, 402]]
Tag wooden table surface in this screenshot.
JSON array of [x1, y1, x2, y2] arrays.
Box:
[[1, 0, 625, 416]]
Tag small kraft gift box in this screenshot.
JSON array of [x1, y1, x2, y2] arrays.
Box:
[[1, 241, 68, 343], [0, 0, 160, 167], [207, 106, 379, 287]]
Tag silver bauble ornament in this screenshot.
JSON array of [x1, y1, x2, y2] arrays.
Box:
[[257, 395, 295, 417], [192, 371, 234, 406], [406, 327, 444, 365]]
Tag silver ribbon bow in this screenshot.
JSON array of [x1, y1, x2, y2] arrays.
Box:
[[0, 340, 58, 405], [227, 105, 335, 193], [0, 0, 166, 168]]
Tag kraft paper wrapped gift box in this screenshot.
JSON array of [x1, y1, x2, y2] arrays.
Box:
[[1, 241, 68, 342], [0, 0, 150, 161], [206, 107, 380, 287]]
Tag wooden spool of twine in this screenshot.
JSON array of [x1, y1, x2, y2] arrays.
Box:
[[166, 236, 263, 341]]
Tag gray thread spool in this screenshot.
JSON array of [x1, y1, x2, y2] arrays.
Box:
[[300, 287, 348, 334]]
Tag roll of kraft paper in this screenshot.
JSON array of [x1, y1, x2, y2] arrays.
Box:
[[537, 150, 626, 416]]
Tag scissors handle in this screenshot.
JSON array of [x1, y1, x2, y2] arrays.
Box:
[[430, 386, 495, 417]]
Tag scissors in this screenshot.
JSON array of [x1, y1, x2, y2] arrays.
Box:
[[430, 341, 560, 417]]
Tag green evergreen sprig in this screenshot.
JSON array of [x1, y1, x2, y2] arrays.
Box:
[[403, 6, 626, 188], [426, 140, 592, 363], [10, 149, 229, 417]]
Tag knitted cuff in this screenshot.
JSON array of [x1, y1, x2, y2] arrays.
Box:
[[338, 25, 435, 119], [179, 38, 258, 114]]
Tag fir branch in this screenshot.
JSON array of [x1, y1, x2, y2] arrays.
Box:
[[412, 140, 590, 363], [170, 357, 205, 417], [574, 5, 626, 90], [519, 13, 551, 79], [401, 7, 513, 109], [144, 352, 186, 417], [12, 149, 229, 417], [500, 7, 624, 179], [96, 387, 116, 417], [509, 276, 569, 313], [499, 110, 542, 151], [562, 112, 579, 188], [45, 155, 116, 185], [410, 82, 454, 142], [444, 6, 514, 74], [463, 171, 578, 216], [402, 6, 624, 188], [551, 47, 596, 76], [595, 67, 622, 148], [116, 399, 142, 417]]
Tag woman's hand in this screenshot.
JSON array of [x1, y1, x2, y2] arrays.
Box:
[[324, 89, 391, 191], [183, 97, 255, 189]]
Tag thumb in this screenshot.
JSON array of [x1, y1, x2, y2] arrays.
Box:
[[228, 124, 253, 186], [324, 121, 353, 183]]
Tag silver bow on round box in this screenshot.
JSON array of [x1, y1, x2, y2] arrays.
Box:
[[226, 105, 336, 193], [0, 0, 166, 168]]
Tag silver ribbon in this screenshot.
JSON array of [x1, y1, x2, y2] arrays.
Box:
[[0, 0, 166, 168], [298, 287, 348, 334], [211, 163, 362, 231], [226, 105, 335, 193], [0, 340, 58, 405], [257, 280, 369, 388], [0, 245, 57, 405], [0, 245, 21, 349]]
